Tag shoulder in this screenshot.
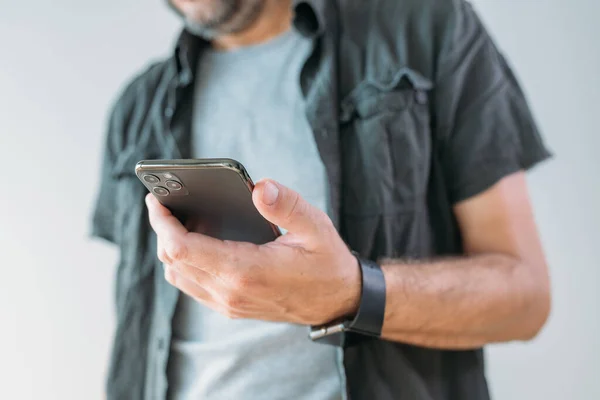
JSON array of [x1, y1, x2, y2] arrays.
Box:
[[339, 0, 484, 86], [338, 0, 467, 28], [105, 58, 174, 152], [336, 0, 477, 79], [110, 59, 173, 123]]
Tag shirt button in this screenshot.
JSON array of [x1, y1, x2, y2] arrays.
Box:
[[165, 107, 174, 118], [179, 72, 192, 86], [157, 338, 165, 350], [415, 90, 428, 105]]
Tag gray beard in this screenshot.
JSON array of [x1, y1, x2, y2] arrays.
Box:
[[184, 18, 220, 39], [182, 0, 265, 40]]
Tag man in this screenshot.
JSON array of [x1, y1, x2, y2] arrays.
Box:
[[92, 0, 552, 399]]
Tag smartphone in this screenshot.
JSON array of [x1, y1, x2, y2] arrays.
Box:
[[135, 158, 281, 244]]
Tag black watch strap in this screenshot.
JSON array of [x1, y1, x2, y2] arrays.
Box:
[[309, 253, 386, 347]]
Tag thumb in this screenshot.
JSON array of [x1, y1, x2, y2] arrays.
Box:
[[252, 179, 328, 239]]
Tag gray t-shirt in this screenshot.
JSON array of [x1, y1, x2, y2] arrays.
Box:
[[166, 30, 345, 400]]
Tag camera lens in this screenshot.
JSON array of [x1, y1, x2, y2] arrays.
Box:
[[165, 180, 183, 191], [143, 174, 160, 184], [153, 187, 170, 197]]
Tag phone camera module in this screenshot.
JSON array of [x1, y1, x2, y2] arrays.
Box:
[[143, 174, 160, 184], [153, 187, 170, 197], [165, 180, 183, 191]]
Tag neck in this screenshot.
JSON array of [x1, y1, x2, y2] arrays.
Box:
[[212, 0, 293, 51]]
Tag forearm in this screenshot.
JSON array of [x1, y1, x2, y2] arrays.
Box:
[[380, 254, 550, 349]]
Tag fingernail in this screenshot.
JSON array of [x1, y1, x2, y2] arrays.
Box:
[[262, 181, 279, 206]]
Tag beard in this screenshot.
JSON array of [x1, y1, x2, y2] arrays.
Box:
[[169, 0, 266, 39]]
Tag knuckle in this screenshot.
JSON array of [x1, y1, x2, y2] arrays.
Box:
[[165, 238, 188, 262], [230, 272, 253, 291], [284, 193, 302, 222], [222, 292, 244, 310], [157, 247, 169, 264], [190, 270, 206, 287]]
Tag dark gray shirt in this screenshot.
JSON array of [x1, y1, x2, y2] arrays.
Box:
[[92, 1, 551, 399]]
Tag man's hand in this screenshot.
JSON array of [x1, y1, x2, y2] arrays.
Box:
[[146, 179, 361, 326]]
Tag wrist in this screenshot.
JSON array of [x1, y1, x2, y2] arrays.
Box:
[[337, 252, 362, 319], [311, 252, 387, 346]]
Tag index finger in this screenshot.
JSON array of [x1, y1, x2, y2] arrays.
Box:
[[145, 194, 241, 275], [146, 193, 188, 238]]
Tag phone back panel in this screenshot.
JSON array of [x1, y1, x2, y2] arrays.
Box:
[[136, 160, 280, 245]]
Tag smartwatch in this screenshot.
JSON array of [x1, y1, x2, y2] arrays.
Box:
[[309, 253, 386, 347]]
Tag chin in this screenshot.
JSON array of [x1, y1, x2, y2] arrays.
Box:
[[172, 0, 219, 22]]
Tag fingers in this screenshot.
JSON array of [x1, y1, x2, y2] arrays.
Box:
[[147, 193, 240, 275], [146, 193, 188, 240], [157, 236, 171, 264], [164, 264, 263, 320], [252, 179, 332, 241], [164, 265, 217, 308]]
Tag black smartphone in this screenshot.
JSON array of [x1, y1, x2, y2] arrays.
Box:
[[135, 158, 281, 244]]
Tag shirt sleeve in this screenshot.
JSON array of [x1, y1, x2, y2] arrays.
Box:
[[434, 1, 552, 205], [90, 103, 124, 245]]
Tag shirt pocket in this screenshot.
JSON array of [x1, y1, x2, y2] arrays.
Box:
[[339, 68, 433, 216]]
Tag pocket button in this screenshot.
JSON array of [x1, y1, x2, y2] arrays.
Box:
[[415, 90, 428, 105]]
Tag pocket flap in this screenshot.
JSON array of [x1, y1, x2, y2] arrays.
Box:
[[341, 68, 433, 122]]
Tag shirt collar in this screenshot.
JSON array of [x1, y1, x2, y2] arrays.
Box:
[[292, 0, 326, 38], [173, 0, 327, 81]]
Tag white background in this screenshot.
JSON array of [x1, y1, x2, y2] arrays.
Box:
[[0, 0, 598, 399]]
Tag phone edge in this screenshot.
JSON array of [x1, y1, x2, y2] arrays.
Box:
[[135, 159, 282, 239]]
